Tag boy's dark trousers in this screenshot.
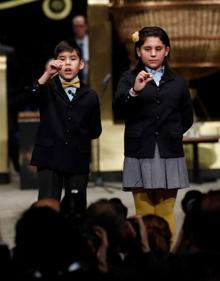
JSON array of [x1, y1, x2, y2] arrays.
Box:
[[37, 167, 88, 209]]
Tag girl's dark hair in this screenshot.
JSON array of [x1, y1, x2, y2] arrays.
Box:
[[134, 26, 171, 71], [54, 38, 82, 59]]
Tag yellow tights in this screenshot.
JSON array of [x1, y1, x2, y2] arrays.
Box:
[[132, 189, 178, 238]]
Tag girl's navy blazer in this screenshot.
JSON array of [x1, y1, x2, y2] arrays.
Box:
[[114, 67, 193, 159]]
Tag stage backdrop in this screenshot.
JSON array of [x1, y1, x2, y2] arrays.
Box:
[[0, 0, 87, 87]]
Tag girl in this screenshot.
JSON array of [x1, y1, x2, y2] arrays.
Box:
[[114, 26, 193, 237]]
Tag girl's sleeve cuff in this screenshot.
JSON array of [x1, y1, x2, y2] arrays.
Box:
[[129, 88, 138, 97]]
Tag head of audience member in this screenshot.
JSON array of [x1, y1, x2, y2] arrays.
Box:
[[13, 206, 75, 279], [0, 238, 12, 280], [181, 190, 204, 214], [200, 189, 220, 211], [32, 198, 60, 212], [181, 189, 220, 254], [72, 15, 88, 40], [84, 199, 126, 251], [109, 197, 128, 220], [142, 214, 172, 258]]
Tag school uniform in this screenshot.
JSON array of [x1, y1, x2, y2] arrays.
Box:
[[29, 75, 102, 202], [114, 66, 193, 189], [114, 66, 193, 232]]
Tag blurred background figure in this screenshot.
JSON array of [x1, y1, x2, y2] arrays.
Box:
[[72, 14, 89, 84]]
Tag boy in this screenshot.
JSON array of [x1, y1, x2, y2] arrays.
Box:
[[29, 39, 102, 208]]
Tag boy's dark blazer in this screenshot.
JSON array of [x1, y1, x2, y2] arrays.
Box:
[[113, 67, 193, 159], [28, 75, 102, 173]]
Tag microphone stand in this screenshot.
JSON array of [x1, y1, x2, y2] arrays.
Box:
[[95, 136, 103, 186], [93, 74, 119, 193]]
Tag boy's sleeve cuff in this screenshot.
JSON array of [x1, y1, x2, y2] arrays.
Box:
[[31, 80, 42, 93]]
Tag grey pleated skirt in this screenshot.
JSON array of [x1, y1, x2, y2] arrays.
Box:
[[123, 144, 190, 191]]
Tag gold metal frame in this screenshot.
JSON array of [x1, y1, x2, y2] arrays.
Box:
[[0, 55, 9, 177], [110, 0, 220, 8]]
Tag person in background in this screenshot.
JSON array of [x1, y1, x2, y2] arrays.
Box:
[[113, 26, 193, 237], [72, 14, 89, 84], [27, 38, 101, 210]]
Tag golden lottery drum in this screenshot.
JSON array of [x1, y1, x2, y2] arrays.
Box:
[[110, 0, 220, 79]]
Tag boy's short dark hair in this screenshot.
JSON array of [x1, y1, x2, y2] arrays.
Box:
[[54, 38, 82, 59]]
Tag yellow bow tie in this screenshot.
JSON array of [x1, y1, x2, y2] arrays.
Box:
[[61, 78, 80, 89]]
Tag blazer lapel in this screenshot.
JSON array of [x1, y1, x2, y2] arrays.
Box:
[[70, 83, 89, 102], [51, 76, 70, 103]]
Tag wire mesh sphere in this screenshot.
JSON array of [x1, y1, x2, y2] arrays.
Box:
[[110, 0, 220, 80]]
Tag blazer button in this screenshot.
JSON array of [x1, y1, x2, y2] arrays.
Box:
[[155, 131, 159, 136], [67, 116, 72, 121], [65, 141, 69, 145]]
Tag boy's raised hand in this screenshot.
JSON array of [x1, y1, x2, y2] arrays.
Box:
[[133, 70, 153, 92], [46, 59, 63, 77], [38, 59, 63, 84]]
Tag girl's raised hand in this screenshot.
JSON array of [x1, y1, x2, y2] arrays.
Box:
[[133, 70, 153, 92]]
